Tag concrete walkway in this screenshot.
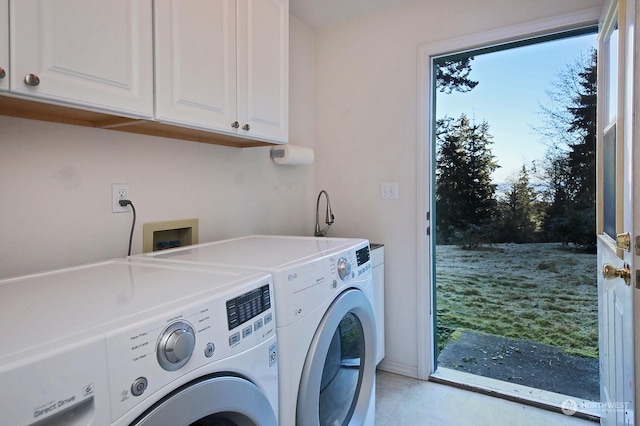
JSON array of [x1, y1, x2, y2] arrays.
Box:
[[437, 330, 599, 401]]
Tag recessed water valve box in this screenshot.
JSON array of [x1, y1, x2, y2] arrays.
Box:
[[143, 219, 199, 253]]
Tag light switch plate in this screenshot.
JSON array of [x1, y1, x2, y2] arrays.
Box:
[[381, 182, 398, 200]]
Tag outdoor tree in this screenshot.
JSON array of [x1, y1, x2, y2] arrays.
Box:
[[567, 50, 597, 208], [435, 114, 498, 246], [435, 57, 479, 94], [495, 165, 540, 243], [539, 154, 572, 242], [538, 49, 597, 248]]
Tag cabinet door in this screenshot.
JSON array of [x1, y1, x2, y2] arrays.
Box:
[[236, 0, 288, 143], [0, 0, 8, 92], [154, 0, 238, 133], [9, 0, 153, 117]]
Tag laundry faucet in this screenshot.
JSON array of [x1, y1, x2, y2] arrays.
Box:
[[315, 190, 335, 237]]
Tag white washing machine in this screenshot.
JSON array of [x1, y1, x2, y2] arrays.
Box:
[[131, 235, 377, 426], [0, 259, 278, 426]]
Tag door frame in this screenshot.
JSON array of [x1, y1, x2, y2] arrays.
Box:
[[415, 7, 603, 381]]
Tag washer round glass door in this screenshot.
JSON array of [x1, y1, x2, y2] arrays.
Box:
[[297, 289, 376, 425], [131, 375, 277, 426]]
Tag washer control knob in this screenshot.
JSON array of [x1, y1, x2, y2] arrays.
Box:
[[157, 321, 196, 371], [337, 257, 352, 281], [131, 377, 148, 397]]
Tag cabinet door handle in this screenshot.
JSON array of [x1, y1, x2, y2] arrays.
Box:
[[242, 124, 250, 131], [24, 74, 40, 86], [231, 121, 240, 129], [0, 67, 5, 79]]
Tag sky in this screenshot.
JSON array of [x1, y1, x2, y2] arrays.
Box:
[[435, 32, 598, 186]]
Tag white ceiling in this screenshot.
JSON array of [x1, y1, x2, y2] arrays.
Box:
[[289, 0, 417, 28]]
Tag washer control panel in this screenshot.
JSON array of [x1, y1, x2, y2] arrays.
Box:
[[226, 284, 271, 330], [105, 278, 275, 422]]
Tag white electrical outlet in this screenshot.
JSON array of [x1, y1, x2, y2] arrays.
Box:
[[381, 182, 398, 200], [112, 183, 130, 213]]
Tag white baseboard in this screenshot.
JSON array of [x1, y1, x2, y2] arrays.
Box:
[[376, 359, 419, 379]]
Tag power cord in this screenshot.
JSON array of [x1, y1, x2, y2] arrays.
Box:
[[119, 199, 136, 256]]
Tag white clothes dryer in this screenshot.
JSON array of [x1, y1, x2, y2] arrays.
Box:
[[132, 235, 377, 426], [0, 259, 278, 426]]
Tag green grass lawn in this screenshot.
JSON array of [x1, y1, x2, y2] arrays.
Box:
[[436, 243, 598, 358]]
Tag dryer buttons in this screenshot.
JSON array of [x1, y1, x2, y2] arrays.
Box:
[[131, 377, 148, 397]]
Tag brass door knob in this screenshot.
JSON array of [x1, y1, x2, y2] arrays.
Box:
[[603, 263, 631, 286], [0, 67, 5, 79]]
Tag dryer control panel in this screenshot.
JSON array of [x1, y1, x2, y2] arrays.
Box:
[[330, 245, 372, 282], [273, 242, 372, 328]]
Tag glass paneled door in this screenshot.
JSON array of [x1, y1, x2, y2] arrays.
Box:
[[596, 0, 637, 423]]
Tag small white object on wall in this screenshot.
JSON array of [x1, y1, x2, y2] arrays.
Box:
[[270, 145, 314, 165], [381, 182, 398, 200]]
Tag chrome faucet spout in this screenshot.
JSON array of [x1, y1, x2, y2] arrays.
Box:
[[315, 190, 334, 237]]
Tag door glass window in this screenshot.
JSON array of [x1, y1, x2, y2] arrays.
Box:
[[603, 124, 617, 238], [602, 20, 618, 240], [605, 23, 618, 125], [319, 313, 365, 425]]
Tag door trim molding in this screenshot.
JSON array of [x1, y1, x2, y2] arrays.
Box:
[[415, 7, 602, 381]]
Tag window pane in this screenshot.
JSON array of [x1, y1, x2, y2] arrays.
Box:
[[606, 24, 618, 125], [603, 125, 616, 239]]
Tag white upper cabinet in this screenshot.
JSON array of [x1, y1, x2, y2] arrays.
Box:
[[0, 0, 8, 92], [155, 0, 288, 144], [154, 0, 238, 134], [236, 0, 288, 143], [9, 0, 153, 118]]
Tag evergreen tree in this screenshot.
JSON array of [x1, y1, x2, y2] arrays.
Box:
[[538, 49, 597, 248], [567, 50, 597, 210], [436, 115, 498, 246], [540, 155, 572, 242], [435, 116, 467, 243], [496, 165, 539, 243], [435, 57, 479, 94]]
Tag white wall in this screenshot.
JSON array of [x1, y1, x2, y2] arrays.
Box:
[[312, 0, 604, 377], [0, 15, 316, 279]]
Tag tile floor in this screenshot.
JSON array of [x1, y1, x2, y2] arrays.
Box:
[[374, 370, 597, 425]]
